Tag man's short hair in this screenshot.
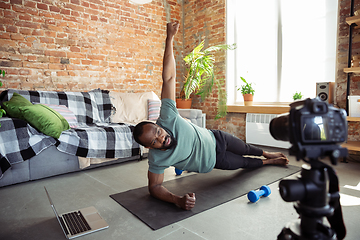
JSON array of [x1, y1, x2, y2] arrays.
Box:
[[133, 121, 156, 146]]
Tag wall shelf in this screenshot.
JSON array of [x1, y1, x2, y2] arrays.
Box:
[[344, 117, 360, 152], [343, 67, 360, 73], [347, 117, 360, 121], [343, 4, 360, 155], [345, 15, 360, 25], [342, 141, 360, 152]]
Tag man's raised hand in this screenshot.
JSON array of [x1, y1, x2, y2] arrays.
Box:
[[167, 22, 179, 38]]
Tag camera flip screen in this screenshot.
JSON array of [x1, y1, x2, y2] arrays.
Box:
[[302, 116, 329, 142]]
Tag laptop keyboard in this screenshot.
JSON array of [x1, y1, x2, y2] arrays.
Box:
[[62, 211, 91, 235]]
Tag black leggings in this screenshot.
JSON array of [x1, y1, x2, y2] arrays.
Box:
[[211, 130, 264, 170]]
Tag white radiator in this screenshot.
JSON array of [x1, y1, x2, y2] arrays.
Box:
[[246, 113, 291, 149]]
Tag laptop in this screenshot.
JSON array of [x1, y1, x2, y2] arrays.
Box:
[[44, 187, 109, 239]]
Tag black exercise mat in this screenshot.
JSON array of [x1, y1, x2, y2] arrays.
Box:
[[110, 165, 300, 230]]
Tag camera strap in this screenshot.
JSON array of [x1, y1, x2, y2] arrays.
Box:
[[321, 161, 346, 240]]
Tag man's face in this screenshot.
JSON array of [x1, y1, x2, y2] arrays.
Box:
[[138, 123, 177, 150]]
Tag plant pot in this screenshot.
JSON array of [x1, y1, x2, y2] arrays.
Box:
[[243, 94, 253, 106], [176, 98, 192, 109]]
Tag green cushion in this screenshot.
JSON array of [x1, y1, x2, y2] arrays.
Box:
[[2, 92, 33, 120], [19, 104, 70, 139]]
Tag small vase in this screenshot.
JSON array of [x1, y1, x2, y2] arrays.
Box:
[[176, 98, 192, 109], [243, 94, 253, 106]]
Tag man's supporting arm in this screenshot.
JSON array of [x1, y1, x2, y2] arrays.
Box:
[[148, 170, 196, 210], [161, 22, 179, 101]]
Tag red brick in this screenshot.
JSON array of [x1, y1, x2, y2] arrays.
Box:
[[6, 26, 18, 33], [67, 52, 86, 58], [45, 31, 56, 38], [25, 36, 37, 42], [16, 21, 40, 29], [23, 61, 47, 69], [24, 0, 36, 8], [60, 9, 71, 15], [12, 4, 27, 13], [45, 50, 66, 58], [81, 1, 90, 8], [49, 63, 66, 70], [57, 71, 69, 76], [0, 39, 17, 47], [19, 14, 32, 21], [0, 2, 11, 9], [37, 3, 48, 11], [32, 29, 44, 36], [10, 0, 22, 5], [40, 37, 54, 43], [10, 33, 24, 40], [65, 3, 84, 12], [19, 69, 32, 75], [71, 0, 80, 5], [4, 10, 17, 19], [88, 55, 105, 61], [100, 17, 107, 23], [0, 32, 10, 39], [81, 59, 91, 65], [70, 46, 81, 52]]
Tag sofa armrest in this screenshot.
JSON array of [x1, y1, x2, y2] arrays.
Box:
[[177, 109, 206, 128]]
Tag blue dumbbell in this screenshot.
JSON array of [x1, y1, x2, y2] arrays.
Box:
[[175, 168, 183, 175], [247, 185, 271, 203]]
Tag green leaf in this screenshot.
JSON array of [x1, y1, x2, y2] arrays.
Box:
[[0, 108, 5, 118], [182, 40, 236, 119]]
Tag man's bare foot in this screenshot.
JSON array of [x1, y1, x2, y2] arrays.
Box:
[[263, 157, 289, 166], [263, 151, 287, 160]]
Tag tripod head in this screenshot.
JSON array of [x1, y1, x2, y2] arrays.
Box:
[[278, 159, 345, 240]]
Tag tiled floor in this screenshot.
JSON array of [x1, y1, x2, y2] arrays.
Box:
[[1, 146, 360, 240]]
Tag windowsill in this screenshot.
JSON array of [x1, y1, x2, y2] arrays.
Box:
[[227, 105, 290, 114]]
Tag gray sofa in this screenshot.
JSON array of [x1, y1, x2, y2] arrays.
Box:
[[0, 89, 144, 187], [0, 89, 204, 187]]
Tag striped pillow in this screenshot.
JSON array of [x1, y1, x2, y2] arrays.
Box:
[[36, 103, 78, 128], [147, 99, 161, 122]]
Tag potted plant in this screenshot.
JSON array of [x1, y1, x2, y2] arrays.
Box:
[[178, 40, 236, 119], [293, 91, 303, 101], [238, 76, 255, 106]]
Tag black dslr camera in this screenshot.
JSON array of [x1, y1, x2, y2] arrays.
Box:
[[270, 98, 348, 240]]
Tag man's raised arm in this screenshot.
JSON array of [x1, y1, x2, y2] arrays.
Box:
[[161, 22, 179, 101]]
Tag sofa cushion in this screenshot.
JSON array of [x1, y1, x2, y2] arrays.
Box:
[[19, 104, 70, 139], [2, 92, 33, 120], [148, 99, 161, 122], [110, 91, 160, 124], [38, 104, 78, 128]]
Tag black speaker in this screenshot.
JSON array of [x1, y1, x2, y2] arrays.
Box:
[[316, 82, 334, 104]]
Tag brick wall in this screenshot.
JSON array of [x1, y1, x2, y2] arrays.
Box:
[[0, 0, 182, 97], [182, 0, 237, 133], [0, 0, 358, 143], [338, 0, 360, 143]]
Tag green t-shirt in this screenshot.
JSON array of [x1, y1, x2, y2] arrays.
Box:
[[148, 99, 216, 174]]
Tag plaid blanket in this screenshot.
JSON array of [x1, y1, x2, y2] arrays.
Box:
[[0, 89, 112, 123], [0, 89, 140, 178], [57, 122, 139, 159]]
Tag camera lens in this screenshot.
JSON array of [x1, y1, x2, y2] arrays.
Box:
[[269, 115, 289, 141]]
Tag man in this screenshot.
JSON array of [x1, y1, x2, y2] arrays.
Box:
[[133, 22, 289, 211]]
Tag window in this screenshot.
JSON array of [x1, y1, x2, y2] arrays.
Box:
[[226, 0, 338, 105]]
